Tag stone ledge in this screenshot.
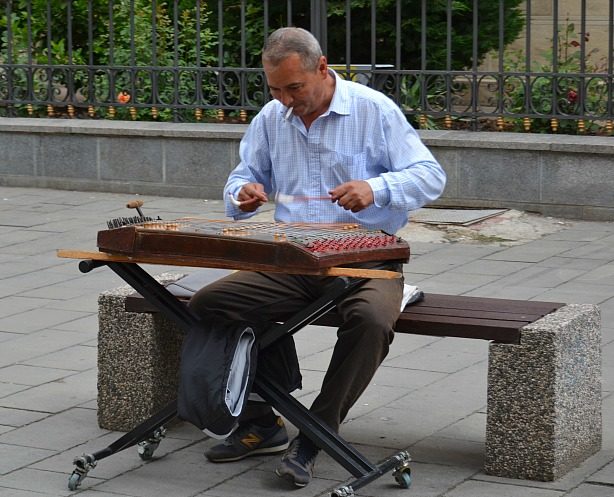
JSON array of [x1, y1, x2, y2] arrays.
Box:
[[0, 117, 247, 139], [1, 118, 613, 221]]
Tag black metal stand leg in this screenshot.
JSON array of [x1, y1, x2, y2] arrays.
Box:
[[330, 451, 412, 497], [254, 375, 376, 477], [68, 400, 177, 490], [255, 376, 412, 496]]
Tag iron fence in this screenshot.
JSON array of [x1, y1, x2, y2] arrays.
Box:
[[0, 0, 613, 134]]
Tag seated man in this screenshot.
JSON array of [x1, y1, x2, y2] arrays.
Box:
[[189, 26, 446, 488]]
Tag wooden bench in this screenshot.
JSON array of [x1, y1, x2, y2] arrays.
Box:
[[97, 270, 602, 482], [124, 287, 564, 345]]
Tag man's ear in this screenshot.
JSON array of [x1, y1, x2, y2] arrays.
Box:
[[318, 56, 328, 75]]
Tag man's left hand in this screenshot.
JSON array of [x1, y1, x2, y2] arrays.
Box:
[[329, 180, 374, 212]]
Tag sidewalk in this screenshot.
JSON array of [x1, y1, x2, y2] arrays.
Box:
[[0, 185, 612, 497]]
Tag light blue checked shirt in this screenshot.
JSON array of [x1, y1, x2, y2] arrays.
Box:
[[224, 71, 446, 234]]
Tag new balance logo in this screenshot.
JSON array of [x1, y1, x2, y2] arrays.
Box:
[[240, 433, 263, 449]]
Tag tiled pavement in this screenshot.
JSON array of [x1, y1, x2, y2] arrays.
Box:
[[0, 185, 613, 497]]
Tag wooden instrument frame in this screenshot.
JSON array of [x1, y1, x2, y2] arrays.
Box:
[[56, 249, 402, 279]]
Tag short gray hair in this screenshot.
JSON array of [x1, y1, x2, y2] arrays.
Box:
[[262, 27, 323, 71]]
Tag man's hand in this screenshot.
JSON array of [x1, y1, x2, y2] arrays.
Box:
[[236, 183, 268, 212], [329, 180, 374, 212]]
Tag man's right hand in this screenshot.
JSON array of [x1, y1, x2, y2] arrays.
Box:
[[236, 183, 268, 212]]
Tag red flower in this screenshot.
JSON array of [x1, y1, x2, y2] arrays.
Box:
[[117, 91, 131, 104], [567, 89, 578, 103], [570, 40, 580, 47]]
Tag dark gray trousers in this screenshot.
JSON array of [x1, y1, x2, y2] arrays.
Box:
[[188, 263, 404, 433]]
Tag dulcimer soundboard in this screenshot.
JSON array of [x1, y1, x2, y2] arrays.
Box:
[[96, 218, 410, 274]]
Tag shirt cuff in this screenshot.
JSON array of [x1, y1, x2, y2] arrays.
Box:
[[366, 177, 391, 208]]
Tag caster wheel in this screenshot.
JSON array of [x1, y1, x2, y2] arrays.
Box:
[[137, 441, 158, 460], [67, 472, 82, 491], [393, 467, 412, 489], [330, 485, 353, 497]]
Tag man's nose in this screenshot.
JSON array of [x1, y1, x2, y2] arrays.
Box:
[[278, 90, 293, 107]]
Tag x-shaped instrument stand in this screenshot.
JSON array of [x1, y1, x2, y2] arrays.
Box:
[[59, 252, 411, 497]]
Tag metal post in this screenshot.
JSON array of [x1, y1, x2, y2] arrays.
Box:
[[310, 0, 327, 53]]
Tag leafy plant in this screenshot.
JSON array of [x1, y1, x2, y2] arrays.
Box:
[[501, 21, 608, 133], [0, 0, 219, 121]]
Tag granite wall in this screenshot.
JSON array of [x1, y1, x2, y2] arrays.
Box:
[[1, 118, 613, 221]]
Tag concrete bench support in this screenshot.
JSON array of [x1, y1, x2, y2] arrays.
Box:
[[485, 304, 602, 481], [97, 278, 602, 481], [97, 275, 185, 432]]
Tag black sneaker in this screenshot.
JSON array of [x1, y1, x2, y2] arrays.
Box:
[[205, 416, 289, 462], [275, 435, 320, 487]]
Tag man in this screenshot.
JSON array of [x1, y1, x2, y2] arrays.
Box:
[[189, 27, 446, 488]]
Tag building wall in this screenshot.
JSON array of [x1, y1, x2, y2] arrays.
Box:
[[481, 0, 611, 72]]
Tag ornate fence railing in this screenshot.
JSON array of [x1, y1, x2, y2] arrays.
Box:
[[1, 0, 612, 134]]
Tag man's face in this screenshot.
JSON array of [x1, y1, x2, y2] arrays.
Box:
[[263, 53, 330, 120]]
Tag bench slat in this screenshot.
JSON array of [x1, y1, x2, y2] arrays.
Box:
[[413, 294, 563, 314], [125, 291, 564, 344], [401, 306, 548, 322], [311, 312, 528, 343]]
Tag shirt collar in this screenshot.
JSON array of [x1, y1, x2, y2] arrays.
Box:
[[326, 69, 351, 116]]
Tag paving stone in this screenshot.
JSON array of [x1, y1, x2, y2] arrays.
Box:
[[0, 382, 29, 398], [371, 364, 447, 389], [0, 296, 51, 319], [94, 440, 265, 497], [541, 229, 614, 242], [385, 336, 489, 374], [0, 261, 43, 279], [0, 369, 96, 413], [576, 262, 614, 285], [0, 486, 60, 496], [475, 449, 614, 492], [484, 240, 584, 263], [534, 282, 614, 305], [409, 436, 484, 469], [353, 460, 477, 497], [436, 412, 488, 443], [0, 467, 104, 496], [464, 285, 552, 300], [0, 331, 18, 343], [449, 259, 532, 276], [23, 345, 96, 371], [0, 329, 91, 367], [42, 295, 101, 314], [0, 407, 51, 426], [588, 460, 614, 485], [537, 256, 607, 271], [443, 480, 564, 496], [0, 407, 105, 451], [0, 443, 56, 475], [0, 307, 90, 334], [416, 271, 503, 294], [193, 467, 339, 497], [560, 241, 614, 260], [31, 430, 197, 479], [564, 483, 614, 496]]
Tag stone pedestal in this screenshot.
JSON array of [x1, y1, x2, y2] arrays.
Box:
[[97, 274, 185, 431], [485, 304, 602, 481]]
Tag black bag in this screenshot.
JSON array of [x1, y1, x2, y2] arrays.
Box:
[[257, 334, 303, 394], [177, 316, 259, 439], [177, 317, 302, 439]]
